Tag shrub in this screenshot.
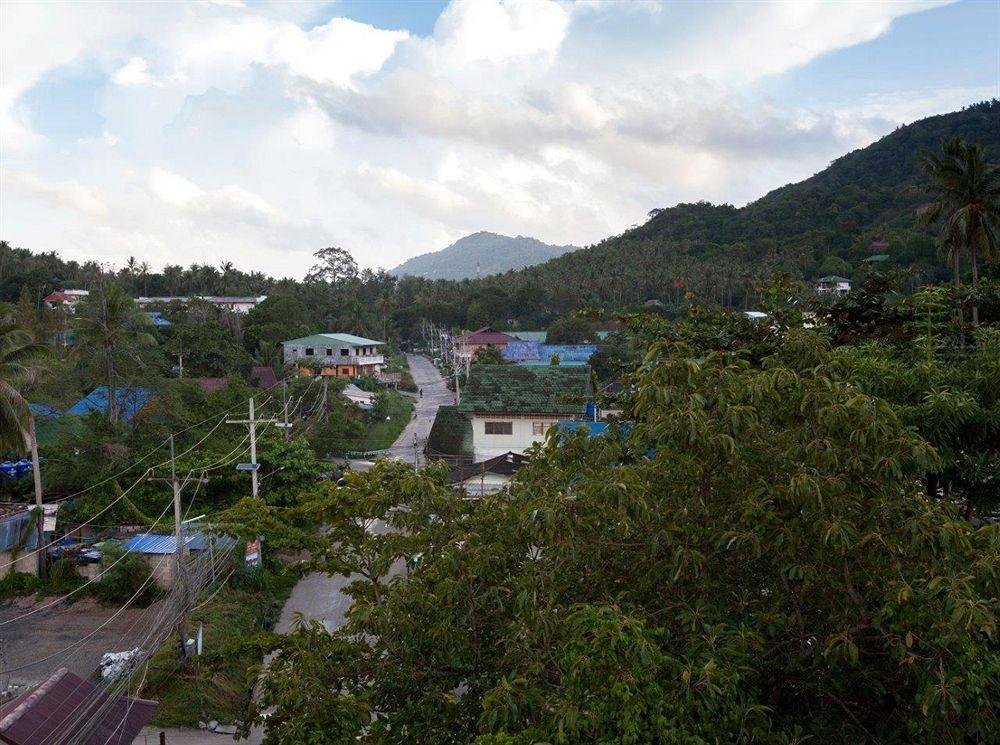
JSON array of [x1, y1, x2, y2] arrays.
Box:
[[93, 546, 161, 606], [0, 571, 41, 599]]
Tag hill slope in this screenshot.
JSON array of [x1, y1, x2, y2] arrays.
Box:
[[480, 100, 1000, 313], [391, 232, 578, 280]]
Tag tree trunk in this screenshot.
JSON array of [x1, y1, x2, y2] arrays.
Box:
[[970, 245, 979, 327], [24, 417, 45, 577], [106, 345, 117, 424], [953, 249, 964, 340]]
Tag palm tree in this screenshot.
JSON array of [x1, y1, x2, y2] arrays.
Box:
[[918, 136, 1000, 327], [73, 285, 155, 424]]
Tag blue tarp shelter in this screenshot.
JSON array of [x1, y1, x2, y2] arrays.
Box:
[[68, 386, 154, 423], [146, 311, 172, 327]]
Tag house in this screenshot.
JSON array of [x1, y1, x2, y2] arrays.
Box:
[[120, 531, 236, 588], [425, 405, 474, 464], [341, 383, 374, 410], [815, 275, 851, 296], [449, 451, 529, 496], [502, 342, 598, 366], [282, 333, 385, 377], [134, 295, 267, 313], [455, 326, 518, 362], [0, 506, 40, 578], [458, 365, 592, 460], [67, 386, 154, 423], [0, 667, 156, 744], [42, 289, 89, 312]]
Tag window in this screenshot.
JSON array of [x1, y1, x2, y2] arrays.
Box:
[[340, 348, 349, 356], [484, 421, 513, 435], [326, 348, 333, 356], [305, 347, 314, 356], [532, 421, 549, 436]]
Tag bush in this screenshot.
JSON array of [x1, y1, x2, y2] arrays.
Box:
[[43, 558, 85, 596], [93, 546, 161, 607], [0, 570, 41, 599]]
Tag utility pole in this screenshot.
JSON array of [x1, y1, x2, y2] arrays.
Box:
[[226, 397, 278, 499], [146, 434, 207, 658], [177, 352, 184, 378], [412, 433, 419, 471], [281, 380, 291, 442], [25, 415, 44, 577], [453, 362, 461, 405]]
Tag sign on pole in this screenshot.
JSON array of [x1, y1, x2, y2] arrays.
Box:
[[245, 538, 261, 567]]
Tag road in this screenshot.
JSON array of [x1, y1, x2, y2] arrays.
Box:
[[385, 353, 453, 464], [135, 355, 445, 744]]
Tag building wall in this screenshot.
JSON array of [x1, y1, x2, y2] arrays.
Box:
[[470, 413, 558, 460], [456, 473, 512, 497], [0, 550, 37, 578]]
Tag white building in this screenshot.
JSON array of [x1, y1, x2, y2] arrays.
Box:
[[282, 333, 385, 378], [134, 295, 267, 313], [458, 365, 592, 461], [815, 276, 851, 296]]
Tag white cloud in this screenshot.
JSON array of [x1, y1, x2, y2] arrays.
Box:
[[113, 56, 151, 85], [0, 0, 984, 277]]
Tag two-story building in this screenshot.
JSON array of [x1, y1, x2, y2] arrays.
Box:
[[282, 333, 385, 377], [458, 364, 592, 461], [815, 275, 851, 296]]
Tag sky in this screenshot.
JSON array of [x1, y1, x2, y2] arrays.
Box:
[[1, 0, 997, 280]]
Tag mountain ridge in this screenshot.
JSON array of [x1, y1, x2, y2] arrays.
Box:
[[390, 231, 579, 280]]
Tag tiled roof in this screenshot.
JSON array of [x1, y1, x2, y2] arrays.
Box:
[[457, 327, 517, 345], [460, 365, 591, 415], [425, 406, 473, 461], [283, 333, 383, 347], [43, 291, 76, 304]]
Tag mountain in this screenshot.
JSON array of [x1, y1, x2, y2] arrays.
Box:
[[472, 100, 1000, 315], [390, 232, 579, 280]]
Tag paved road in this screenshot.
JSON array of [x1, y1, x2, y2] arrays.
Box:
[[136, 356, 443, 744], [385, 353, 452, 464]]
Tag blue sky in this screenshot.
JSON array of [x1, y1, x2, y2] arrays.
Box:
[[1, 0, 997, 278]]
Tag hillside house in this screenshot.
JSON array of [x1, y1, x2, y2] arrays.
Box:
[[42, 289, 89, 312], [459, 365, 592, 460], [815, 276, 851, 296], [134, 295, 266, 313], [455, 327, 517, 362], [282, 333, 384, 377]]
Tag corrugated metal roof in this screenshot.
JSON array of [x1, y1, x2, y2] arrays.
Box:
[[67, 386, 154, 423], [283, 333, 383, 347], [121, 534, 194, 554], [0, 667, 156, 745]]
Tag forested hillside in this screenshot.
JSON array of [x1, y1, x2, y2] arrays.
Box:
[[390, 231, 578, 280]]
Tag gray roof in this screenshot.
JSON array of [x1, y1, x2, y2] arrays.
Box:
[[283, 333, 383, 347]]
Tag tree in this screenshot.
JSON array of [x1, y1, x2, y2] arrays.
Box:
[[472, 345, 504, 365], [545, 316, 594, 343], [229, 326, 1000, 743], [73, 285, 156, 424], [0, 305, 48, 450], [918, 136, 1000, 326], [305, 247, 359, 285]]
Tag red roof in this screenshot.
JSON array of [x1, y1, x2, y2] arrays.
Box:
[[250, 366, 279, 389], [192, 377, 228, 392], [457, 326, 517, 346], [43, 291, 76, 304], [0, 667, 156, 745]]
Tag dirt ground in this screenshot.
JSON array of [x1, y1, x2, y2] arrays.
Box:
[[0, 594, 163, 692]]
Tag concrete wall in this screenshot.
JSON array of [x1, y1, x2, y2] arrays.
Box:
[[471, 414, 558, 461], [456, 472, 512, 497], [0, 550, 37, 578]]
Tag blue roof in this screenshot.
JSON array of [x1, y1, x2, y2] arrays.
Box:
[[146, 311, 172, 327], [121, 534, 195, 554], [30, 403, 62, 419], [556, 420, 609, 437], [504, 342, 598, 365], [67, 386, 154, 423]]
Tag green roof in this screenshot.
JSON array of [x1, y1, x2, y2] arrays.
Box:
[[459, 365, 592, 415], [283, 333, 383, 347], [510, 331, 547, 342], [426, 406, 473, 461]]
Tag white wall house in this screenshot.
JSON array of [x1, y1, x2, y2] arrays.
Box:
[[282, 333, 385, 377], [815, 276, 851, 296], [458, 365, 592, 461]]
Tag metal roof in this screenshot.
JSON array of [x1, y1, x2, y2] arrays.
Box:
[[283, 333, 383, 347], [0, 667, 156, 745], [121, 534, 194, 554], [67, 386, 154, 423]]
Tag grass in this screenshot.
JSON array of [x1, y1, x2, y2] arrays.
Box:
[[142, 564, 298, 727], [357, 391, 414, 452]]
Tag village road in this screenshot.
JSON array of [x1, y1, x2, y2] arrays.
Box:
[[385, 353, 452, 464]]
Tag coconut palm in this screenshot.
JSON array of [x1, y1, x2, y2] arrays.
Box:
[[73, 285, 156, 424], [918, 136, 1000, 326], [0, 305, 49, 450]]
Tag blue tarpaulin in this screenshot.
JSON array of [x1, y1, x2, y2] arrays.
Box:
[[146, 311, 172, 327], [29, 403, 62, 419], [0, 459, 33, 480], [68, 386, 154, 423]]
